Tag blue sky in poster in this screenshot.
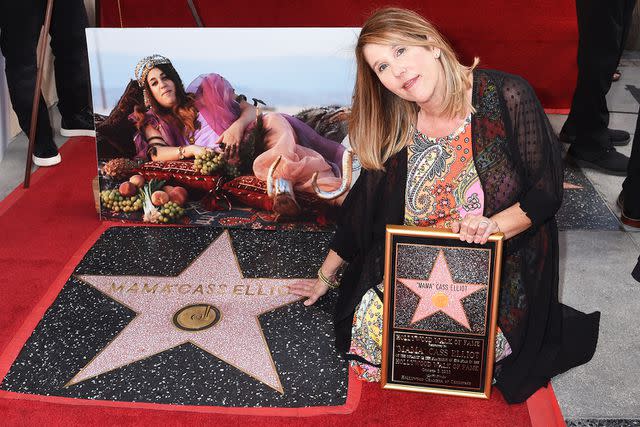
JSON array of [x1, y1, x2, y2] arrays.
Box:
[[86, 28, 359, 115]]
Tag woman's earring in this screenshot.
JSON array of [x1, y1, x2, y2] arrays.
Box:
[[434, 51, 441, 59], [143, 89, 151, 109]]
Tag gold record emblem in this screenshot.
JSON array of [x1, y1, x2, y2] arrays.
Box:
[[173, 304, 221, 331], [431, 292, 449, 308]]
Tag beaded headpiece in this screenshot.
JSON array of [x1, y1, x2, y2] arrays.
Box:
[[134, 55, 172, 107], [135, 54, 172, 87]]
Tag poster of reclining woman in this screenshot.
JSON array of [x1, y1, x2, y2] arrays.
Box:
[[87, 28, 360, 229]]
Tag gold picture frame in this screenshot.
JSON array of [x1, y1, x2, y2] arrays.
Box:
[[381, 225, 504, 399]]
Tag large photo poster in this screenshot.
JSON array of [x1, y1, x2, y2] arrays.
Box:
[[87, 28, 359, 228]]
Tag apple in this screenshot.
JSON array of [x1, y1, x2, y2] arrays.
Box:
[[118, 181, 137, 197], [172, 186, 188, 199], [168, 187, 188, 206], [151, 190, 169, 206], [129, 174, 145, 188]]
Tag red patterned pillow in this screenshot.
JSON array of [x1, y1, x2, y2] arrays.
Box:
[[136, 160, 225, 195], [221, 175, 273, 211], [222, 175, 327, 213]]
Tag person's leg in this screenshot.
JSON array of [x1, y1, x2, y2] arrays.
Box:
[[253, 113, 341, 193], [564, 0, 628, 146], [0, 1, 60, 165], [49, 0, 94, 136], [562, 0, 631, 174], [620, 105, 640, 228], [614, 0, 636, 75], [633, 255, 640, 283]]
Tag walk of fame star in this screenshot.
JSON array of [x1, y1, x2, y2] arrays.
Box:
[[397, 249, 486, 330], [70, 231, 302, 393]]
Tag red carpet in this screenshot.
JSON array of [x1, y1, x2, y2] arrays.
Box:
[[99, 0, 577, 111], [0, 137, 564, 425]]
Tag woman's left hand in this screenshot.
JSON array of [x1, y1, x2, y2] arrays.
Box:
[[451, 214, 500, 245], [216, 122, 245, 160], [288, 278, 329, 307]]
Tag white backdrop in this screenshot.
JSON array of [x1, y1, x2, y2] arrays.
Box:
[[87, 27, 359, 117]]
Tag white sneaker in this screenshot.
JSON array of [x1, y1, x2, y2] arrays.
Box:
[[60, 128, 96, 137], [60, 110, 96, 137], [33, 153, 62, 167]]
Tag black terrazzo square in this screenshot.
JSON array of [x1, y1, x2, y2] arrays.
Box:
[[557, 160, 620, 231], [566, 420, 640, 427], [0, 226, 349, 408]]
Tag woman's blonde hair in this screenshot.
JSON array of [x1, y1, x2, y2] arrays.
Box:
[[350, 7, 478, 170]]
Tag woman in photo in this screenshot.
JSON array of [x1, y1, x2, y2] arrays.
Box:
[[130, 55, 348, 214], [290, 7, 600, 403]]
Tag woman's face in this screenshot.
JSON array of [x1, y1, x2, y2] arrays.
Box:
[[363, 43, 443, 107], [146, 67, 177, 108]]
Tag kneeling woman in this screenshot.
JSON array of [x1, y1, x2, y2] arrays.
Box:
[[290, 8, 599, 403], [130, 55, 348, 213]]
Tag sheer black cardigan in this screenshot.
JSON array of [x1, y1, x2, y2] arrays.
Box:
[[330, 69, 600, 404]]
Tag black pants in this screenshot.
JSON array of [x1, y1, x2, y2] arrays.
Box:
[[0, 0, 90, 149], [561, 0, 635, 152], [623, 105, 640, 215], [628, 110, 640, 280]]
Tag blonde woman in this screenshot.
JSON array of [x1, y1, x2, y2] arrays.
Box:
[[290, 7, 599, 403]]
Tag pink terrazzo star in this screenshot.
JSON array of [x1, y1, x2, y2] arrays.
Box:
[[70, 231, 301, 393], [397, 250, 486, 330]]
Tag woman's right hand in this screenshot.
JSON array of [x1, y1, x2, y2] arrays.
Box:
[[216, 120, 246, 161], [288, 279, 329, 306], [184, 144, 207, 158]]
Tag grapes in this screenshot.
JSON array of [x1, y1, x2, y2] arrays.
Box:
[[224, 162, 241, 178], [193, 148, 242, 178], [193, 149, 225, 175], [157, 201, 185, 224], [100, 189, 142, 213]]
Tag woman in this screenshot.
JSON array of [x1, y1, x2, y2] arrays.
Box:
[[130, 55, 347, 213], [290, 8, 600, 403]]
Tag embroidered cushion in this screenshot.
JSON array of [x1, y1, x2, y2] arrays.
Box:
[[222, 175, 329, 214], [137, 160, 225, 195]]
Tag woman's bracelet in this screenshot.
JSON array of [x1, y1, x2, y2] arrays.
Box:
[[177, 146, 185, 160], [318, 268, 340, 290], [146, 136, 166, 145]]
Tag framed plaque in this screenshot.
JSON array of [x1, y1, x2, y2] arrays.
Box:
[[381, 225, 504, 399]]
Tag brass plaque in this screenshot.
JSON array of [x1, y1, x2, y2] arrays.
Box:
[[381, 226, 503, 399], [173, 304, 221, 331]]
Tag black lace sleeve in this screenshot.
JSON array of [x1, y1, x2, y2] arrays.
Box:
[[329, 169, 369, 262], [501, 75, 563, 227]]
